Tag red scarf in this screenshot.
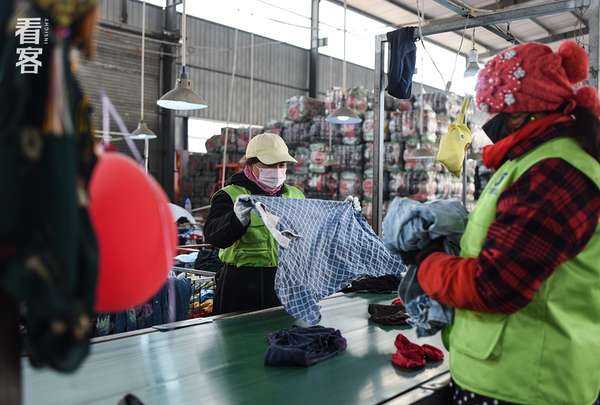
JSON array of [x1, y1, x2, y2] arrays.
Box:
[[482, 112, 568, 170]]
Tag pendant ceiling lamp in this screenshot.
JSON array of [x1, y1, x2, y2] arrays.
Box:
[[464, 29, 481, 78], [131, 0, 156, 174], [326, 0, 361, 125], [156, 0, 208, 110]]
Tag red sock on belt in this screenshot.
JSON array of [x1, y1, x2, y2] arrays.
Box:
[[391, 334, 444, 368]]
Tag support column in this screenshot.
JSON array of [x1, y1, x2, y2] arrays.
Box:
[[590, 0, 599, 90], [158, 0, 178, 201], [373, 34, 386, 238], [309, 0, 319, 98]]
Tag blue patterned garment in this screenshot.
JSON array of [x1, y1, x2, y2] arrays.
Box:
[[239, 196, 406, 324]]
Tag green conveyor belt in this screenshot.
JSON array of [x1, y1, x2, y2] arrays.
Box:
[[22, 293, 449, 405]]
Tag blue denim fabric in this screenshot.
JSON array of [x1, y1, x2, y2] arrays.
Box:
[[383, 197, 467, 256], [240, 196, 406, 325], [398, 265, 453, 337], [386, 197, 467, 337]]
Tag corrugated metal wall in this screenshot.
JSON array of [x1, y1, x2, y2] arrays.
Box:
[[83, 0, 378, 188]]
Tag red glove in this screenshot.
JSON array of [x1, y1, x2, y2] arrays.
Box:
[[391, 334, 445, 368], [392, 334, 426, 368], [421, 344, 444, 361]]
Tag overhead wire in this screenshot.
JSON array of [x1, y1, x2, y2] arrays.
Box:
[[415, 0, 470, 93]]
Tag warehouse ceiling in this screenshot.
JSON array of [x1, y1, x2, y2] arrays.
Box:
[[328, 0, 590, 62]]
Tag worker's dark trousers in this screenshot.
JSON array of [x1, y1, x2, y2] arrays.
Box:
[[213, 264, 281, 315]]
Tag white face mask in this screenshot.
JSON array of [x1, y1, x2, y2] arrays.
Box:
[[254, 164, 286, 189]]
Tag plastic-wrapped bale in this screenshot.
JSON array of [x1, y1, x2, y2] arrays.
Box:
[[333, 144, 364, 173], [390, 110, 438, 142], [205, 135, 222, 153], [388, 172, 407, 199], [362, 110, 390, 142], [360, 199, 390, 223], [395, 97, 414, 111], [346, 87, 369, 113], [180, 175, 196, 199], [360, 200, 391, 224], [362, 169, 389, 201], [436, 116, 452, 142], [325, 87, 367, 115], [388, 111, 402, 139], [263, 121, 284, 136], [384, 142, 404, 173], [361, 200, 372, 224], [197, 174, 217, 203], [433, 172, 451, 200], [308, 143, 328, 173], [286, 173, 308, 193], [424, 92, 462, 118], [290, 147, 310, 174], [405, 171, 431, 202], [207, 153, 222, 172], [305, 172, 339, 200], [309, 116, 341, 144], [220, 127, 238, 151], [338, 172, 363, 199], [341, 122, 363, 145], [403, 139, 440, 171], [237, 127, 262, 153], [363, 142, 373, 169], [285, 95, 325, 122], [187, 154, 203, 176], [384, 94, 397, 111], [282, 122, 311, 147]]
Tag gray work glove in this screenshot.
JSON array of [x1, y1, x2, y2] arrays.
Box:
[[234, 194, 253, 226], [345, 195, 362, 212]]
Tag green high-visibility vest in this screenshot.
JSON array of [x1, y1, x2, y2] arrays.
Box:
[[215, 184, 304, 267], [449, 137, 600, 405]]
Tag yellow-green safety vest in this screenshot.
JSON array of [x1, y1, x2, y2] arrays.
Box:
[[449, 137, 600, 405], [215, 184, 304, 267]]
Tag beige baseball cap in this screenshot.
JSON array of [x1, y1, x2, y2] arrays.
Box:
[[244, 132, 297, 165]]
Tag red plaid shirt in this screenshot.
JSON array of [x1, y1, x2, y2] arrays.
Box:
[[420, 119, 600, 314]]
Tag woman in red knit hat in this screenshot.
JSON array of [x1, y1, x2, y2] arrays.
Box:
[[408, 41, 600, 405]]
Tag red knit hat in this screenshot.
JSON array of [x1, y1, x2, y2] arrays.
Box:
[[476, 41, 600, 117]]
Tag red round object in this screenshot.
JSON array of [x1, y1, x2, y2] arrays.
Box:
[[89, 152, 176, 312]]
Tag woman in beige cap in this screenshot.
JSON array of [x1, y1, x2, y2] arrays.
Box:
[[204, 133, 305, 314]]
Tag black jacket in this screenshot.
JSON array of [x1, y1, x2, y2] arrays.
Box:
[[203, 171, 291, 249]]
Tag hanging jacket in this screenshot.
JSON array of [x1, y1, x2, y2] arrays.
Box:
[[449, 137, 600, 405], [385, 27, 416, 100]]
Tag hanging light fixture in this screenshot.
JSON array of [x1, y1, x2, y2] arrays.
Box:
[[464, 29, 480, 78], [130, 0, 156, 174], [326, 0, 361, 125], [157, 0, 208, 110], [323, 122, 339, 166], [410, 147, 435, 159]]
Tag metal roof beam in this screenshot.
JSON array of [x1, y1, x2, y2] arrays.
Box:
[[432, 0, 521, 43], [419, 0, 589, 41], [324, 0, 471, 56]]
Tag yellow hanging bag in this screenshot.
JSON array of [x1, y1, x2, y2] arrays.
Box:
[[436, 95, 471, 178]]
